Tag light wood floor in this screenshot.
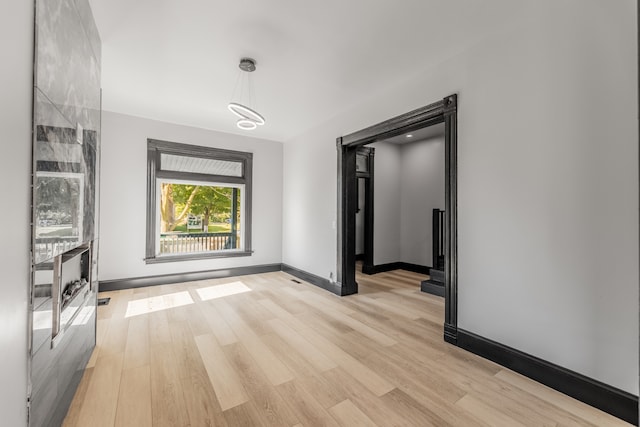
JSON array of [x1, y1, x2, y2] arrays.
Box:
[[63, 268, 631, 427]]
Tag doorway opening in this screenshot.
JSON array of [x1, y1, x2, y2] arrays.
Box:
[[355, 147, 375, 275], [336, 94, 458, 343]]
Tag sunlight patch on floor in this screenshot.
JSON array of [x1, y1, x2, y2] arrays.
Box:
[[125, 290, 194, 318], [195, 281, 252, 301]]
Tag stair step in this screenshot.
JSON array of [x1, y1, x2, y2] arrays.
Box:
[[429, 268, 444, 283], [421, 279, 444, 297]]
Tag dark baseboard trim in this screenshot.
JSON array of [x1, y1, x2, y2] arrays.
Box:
[[281, 264, 343, 296], [99, 263, 344, 296], [362, 263, 375, 275], [365, 262, 431, 275], [367, 262, 402, 274], [420, 279, 445, 297], [457, 329, 638, 425], [355, 253, 365, 261], [444, 323, 457, 344], [99, 263, 282, 292], [400, 262, 432, 275]]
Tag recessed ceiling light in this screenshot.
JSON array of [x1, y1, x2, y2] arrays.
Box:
[[406, 134, 413, 138]]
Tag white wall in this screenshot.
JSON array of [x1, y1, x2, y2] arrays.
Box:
[[0, 2, 32, 425], [99, 112, 283, 280], [371, 142, 401, 265], [370, 136, 446, 267], [282, 0, 638, 394], [400, 135, 445, 266], [282, 128, 337, 278]]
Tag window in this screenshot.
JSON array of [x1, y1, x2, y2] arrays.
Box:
[[146, 139, 253, 263]]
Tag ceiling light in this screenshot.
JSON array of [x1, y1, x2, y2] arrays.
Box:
[[406, 134, 413, 138], [236, 119, 257, 130], [228, 58, 265, 130], [228, 103, 265, 125]]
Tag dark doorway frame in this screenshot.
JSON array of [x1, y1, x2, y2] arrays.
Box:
[[336, 94, 458, 343], [355, 147, 375, 275]]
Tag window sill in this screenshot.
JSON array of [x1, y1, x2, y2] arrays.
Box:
[[144, 250, 253, 264]]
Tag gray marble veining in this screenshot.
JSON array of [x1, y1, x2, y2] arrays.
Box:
[[72, 0, 101, 66], [31, 0, 101, 425], [36, 0, 101, 132], [33, 72, 99, 264], [35, 88, 74, 129]]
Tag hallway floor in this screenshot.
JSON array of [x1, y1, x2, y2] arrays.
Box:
[[63, 268, 630, 426]]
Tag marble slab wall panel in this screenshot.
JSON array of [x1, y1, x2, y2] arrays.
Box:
[[34, 0, 101, 265], [31, 0, 101, 425], [29, 370, 58, 427], [36, 0, 101, 132], [34, 92, 88, 264], [71, 0, 101, 65], [30, 299, 95, 427], [34, 77, 100, 262], [91, 237, 99, 289], [81, 128, 98, 243], [32, 290, 53, 355]]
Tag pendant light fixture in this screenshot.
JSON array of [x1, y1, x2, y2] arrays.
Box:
[[228, 58, 266, 130]]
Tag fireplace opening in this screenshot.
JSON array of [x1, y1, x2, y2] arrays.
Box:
[[52, 243, 92, 347]]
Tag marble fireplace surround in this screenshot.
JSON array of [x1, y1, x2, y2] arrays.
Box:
[[29, 0, 101, 426]]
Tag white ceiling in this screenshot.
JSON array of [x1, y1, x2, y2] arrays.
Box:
[[88, 0, 524, 142], [382, 122, 445, 145]]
